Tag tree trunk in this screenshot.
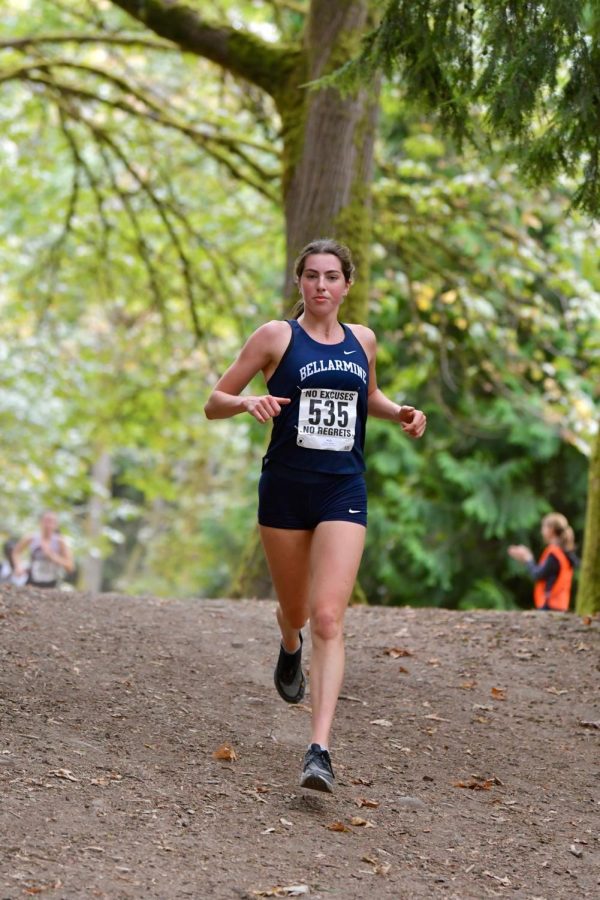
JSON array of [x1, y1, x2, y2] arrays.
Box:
[[281, 0, 379, 316], [111, 0, 380, 599], [576, 430, 600, 615], [80, 450, 112, 592], [231, 1, 379, 597]]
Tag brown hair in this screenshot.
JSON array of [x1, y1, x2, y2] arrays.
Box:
[[289, 238, 355, 319], [543, 512, 576, 552]]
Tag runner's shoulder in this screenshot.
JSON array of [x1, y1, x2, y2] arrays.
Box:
[[346, 324, 376, 354], [251, 320, 292, 343], [244, 320, 292, 365]]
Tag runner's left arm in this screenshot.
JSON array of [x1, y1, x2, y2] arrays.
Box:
[[351, 325, 427, 438]]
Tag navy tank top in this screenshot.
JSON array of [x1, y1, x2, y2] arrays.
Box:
[[264, 319, 369, 474]]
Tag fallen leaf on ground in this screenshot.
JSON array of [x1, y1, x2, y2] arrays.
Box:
[[383, 647, 413, 658], [355, 797, 380, 808], [460, 681, 476, 689], [491, 687, 506, 701], [454, 778, 495, 791], [546, 687, 568, 695], [398, 665, 409, 673], [349, 816, 375, 827], [350, 776, 373, 786], [325, 821, 352, 832], [48, 769, 78, 781], [569, 844, 583, 858], [250, 885, 309, 897], [370, 718, 392, 728], [582, 616, 593, 626], [483, 871, 510, 885], [243, 789, 267, 803], [361, 857, 391, 876], [22, 883, 62, 896], [91, 772, 123, 786], [338, 694, 366, 704], [579, 720, 600, 729], [212, 743, 237, 761]]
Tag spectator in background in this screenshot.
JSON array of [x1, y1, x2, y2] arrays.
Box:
[[508, 512, 579, 612], [13, 511, 75, 589], [1, 538, 28, 586]]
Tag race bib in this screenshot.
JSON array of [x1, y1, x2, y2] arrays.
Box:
[[30, 558, 60, 584], [296, 388, 357, 452]]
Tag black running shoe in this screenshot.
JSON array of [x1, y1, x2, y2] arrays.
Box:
[[274, 632, 305, 704], [300, 743, 335, 793]]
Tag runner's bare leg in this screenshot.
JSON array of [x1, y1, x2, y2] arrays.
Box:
[[259, 526, 312, 652], [307, 521, 365, 748]]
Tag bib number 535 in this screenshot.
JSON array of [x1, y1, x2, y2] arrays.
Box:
[[297, 388, 358, 452], [307, 397, 349, 428]]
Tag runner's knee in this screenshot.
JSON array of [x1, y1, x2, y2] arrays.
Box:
[[310, 607, 343, 642]]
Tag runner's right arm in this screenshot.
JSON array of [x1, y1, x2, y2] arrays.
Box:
[[11, 534, 32, 577], [204, 322, 291, 423]]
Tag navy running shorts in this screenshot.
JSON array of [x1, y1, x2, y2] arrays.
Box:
[[258, 461, 367, 529]]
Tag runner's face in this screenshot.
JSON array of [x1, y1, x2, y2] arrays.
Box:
[[41, 513, 58, 535], [541, 522, 554, 543], [299, 254, 349, 312]]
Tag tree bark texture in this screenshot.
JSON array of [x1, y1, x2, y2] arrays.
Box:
[[281, 0, 379, 316], [80, 450, 112, 593], [576, 429, 600, 615]]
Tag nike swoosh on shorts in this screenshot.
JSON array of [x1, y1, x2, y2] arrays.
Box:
[[348, 509, 361, 514], [343, 350, 356, 355]]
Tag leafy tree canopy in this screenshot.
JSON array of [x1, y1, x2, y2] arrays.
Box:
[[339, 0, 600, 215]]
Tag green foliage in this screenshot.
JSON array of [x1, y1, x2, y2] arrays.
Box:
[[0, 0, 284, 335], [359, 103, 597, 609], [339, 0, 600, 216], [458, 579, 517, 612]]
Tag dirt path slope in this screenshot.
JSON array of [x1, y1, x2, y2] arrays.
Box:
[[0, 586, 598, 899]]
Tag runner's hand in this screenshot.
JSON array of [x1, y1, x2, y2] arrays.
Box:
[[243, 395, 290, 423], [398, 406, 427, 438]]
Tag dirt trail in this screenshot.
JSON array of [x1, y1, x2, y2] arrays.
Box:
[[0, 586, 598, 899]]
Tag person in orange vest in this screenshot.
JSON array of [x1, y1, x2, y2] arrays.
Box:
[[508, 512, 579, 611]]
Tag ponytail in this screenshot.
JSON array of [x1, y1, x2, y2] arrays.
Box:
[[561, 526, 576, 552], [289, 299, 304, 319], [542, 513, 576, 552]]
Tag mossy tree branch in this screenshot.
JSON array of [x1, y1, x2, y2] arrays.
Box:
[[110, 0, 302, 98], [0, 33, 175, 52]]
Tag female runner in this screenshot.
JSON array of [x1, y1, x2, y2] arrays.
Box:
[[205, 239, 426, 792]]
